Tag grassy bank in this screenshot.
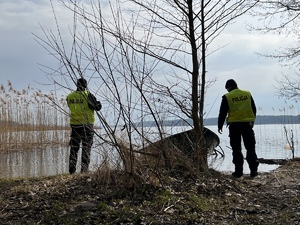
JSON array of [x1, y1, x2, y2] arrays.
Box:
[[1, 159, 300, 224]]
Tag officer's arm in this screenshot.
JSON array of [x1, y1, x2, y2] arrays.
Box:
[[251, 96, 256, 116], [87, 93, 102, 111], [218, 96, 228, 133]]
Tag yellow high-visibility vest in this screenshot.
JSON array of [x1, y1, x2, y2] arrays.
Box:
[[225, 89, 255, 123], [67, 91, 95, 125]]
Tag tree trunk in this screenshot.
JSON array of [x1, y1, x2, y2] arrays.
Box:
[[188, 0, 208, 172]]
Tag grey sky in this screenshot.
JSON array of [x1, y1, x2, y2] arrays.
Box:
[[0, 0, 297, 117], [0, 0, 56, 89]]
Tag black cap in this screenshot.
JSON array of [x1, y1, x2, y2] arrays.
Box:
[[77, 78, 87, 89], [225, 79, 237, 89]]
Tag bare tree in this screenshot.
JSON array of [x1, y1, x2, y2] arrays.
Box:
[[250, 1, 300, 65], [36, 0, 257, 177], [275, 73, 300, 100], [249, 1, 300, 99]]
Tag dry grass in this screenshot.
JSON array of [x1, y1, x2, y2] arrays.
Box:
[[0, 80, 69, 151], [1, 160, 300, 224], [113, 135, 201, 183]]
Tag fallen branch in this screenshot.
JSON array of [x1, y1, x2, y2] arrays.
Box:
[[258, 158, 288, 165]]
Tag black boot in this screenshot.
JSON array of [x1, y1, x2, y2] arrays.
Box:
[[232, 165, 243, 178], [250, 171, 258, 177], [250, 161, 259, 177], [232, 171, 243, 178]]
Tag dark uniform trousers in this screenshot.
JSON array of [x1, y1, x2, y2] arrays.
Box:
[[69, 124, 94, 174], [228, 122, 259, 173]]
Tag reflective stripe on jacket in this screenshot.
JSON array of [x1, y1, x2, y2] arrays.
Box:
[[225, 89, 255, 123], [67, 91, 95, 125]]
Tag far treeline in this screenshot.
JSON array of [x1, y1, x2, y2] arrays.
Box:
[[136, 115, 300, 127], [204, 115, 300, 126]]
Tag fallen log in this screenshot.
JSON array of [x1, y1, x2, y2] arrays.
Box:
[[258, 158, 288, 165]]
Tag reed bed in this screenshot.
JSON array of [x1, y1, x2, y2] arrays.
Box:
[[0, 81, 69, 151]]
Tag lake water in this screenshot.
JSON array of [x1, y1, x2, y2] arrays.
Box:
[[0, 124, 298, 179], [206, 124, 298, 174]]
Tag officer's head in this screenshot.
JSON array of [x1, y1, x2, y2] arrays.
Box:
[[225, 79, 237, 92], [76, 78, 87, 91]]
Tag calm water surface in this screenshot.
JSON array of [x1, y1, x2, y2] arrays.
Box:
[[0, 124, 298, 178]]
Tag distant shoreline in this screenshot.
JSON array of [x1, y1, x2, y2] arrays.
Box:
[[135, 115, 300, 127], [204, 115, 300, 126], [2, 115, 300, 129]]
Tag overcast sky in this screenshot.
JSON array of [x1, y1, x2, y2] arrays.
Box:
[[0, 0, 298, 118]]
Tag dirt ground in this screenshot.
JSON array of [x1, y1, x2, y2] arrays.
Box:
[[0, 159, 299, 225]]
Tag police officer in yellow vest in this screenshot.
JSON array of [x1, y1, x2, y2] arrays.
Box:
[[218, 79, 259, 178], [67, 78, 101, 174]]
